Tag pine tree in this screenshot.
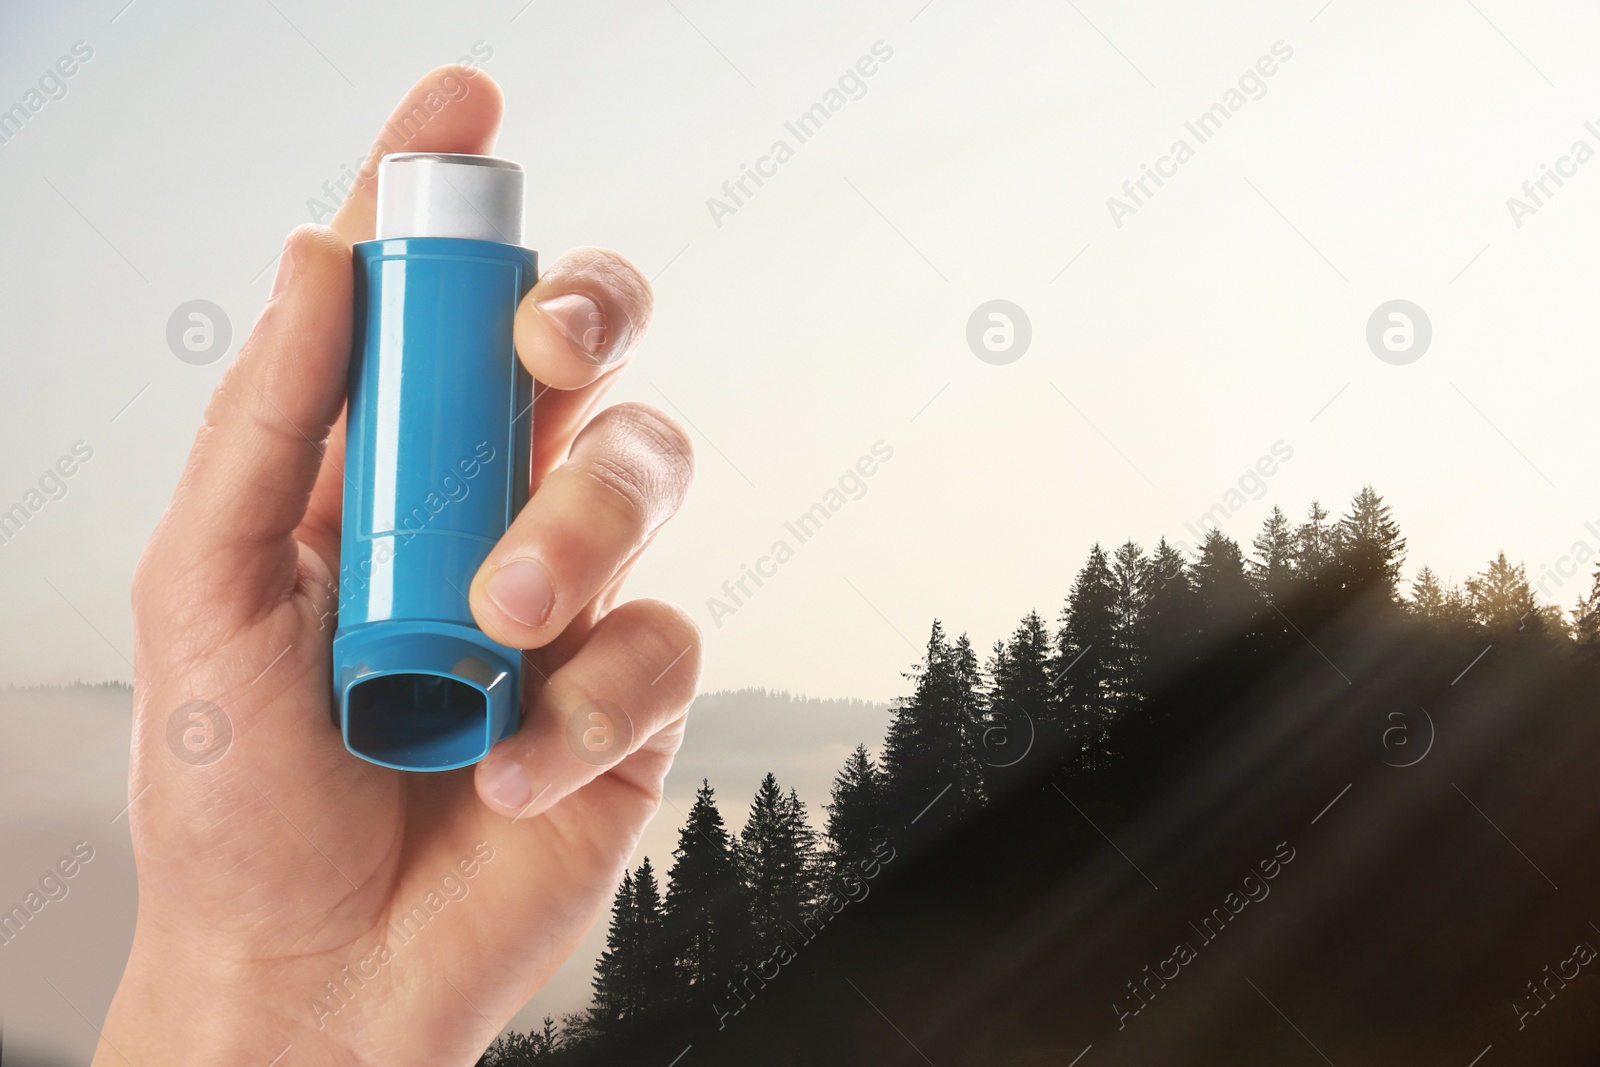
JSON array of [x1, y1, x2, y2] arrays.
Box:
[[880, 621, 986, 833], [477, 1021, 561, 1066], [1055, 544, 1119, 771], [823, 744, 885, 884], [590, 870, 638, 1026], [1408, 566, 1446, 619], [950, 632, 988, 812], [590, 859, 669, 1028], [531, 1017, 560, 1060], [664, 781, 745, 997], [1250, 506, 1297, 603], [981, 612, 1052, 786], [1192, 527, 1255, 638], [1141, 537, 1199, 679], [783, 787, 820, 890], [1335, 486, 1406, 598], [1441, 584, 1474, 626], [1108, 540, 1149, 720], [981, 637, 1012, 767], [736, 773, 818, 951], [1575, 569, 1600, 645], [1294, 501, 1339, 594], [632, 857, 672, 1008], [1467, 551, 1539, 631]]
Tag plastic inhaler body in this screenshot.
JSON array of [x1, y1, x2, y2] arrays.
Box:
[[333, 153, 536, 771]]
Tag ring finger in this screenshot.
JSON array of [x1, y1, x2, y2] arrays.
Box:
[[468, 402, 694, 651]]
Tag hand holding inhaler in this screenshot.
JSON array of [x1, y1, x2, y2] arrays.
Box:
[[99, 67, 700, 1065]]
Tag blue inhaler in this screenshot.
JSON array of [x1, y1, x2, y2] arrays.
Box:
[[333, 153, 536, 771]]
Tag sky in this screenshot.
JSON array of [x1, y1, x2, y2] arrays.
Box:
[[2, 0, 1599, 705]]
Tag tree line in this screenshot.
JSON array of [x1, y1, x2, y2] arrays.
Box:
[[478, 485, 1597, 1064]]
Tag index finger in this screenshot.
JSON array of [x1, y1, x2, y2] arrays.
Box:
[[329, 64, 505, 247]]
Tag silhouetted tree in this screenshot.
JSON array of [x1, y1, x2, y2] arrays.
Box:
[[1250, 506, 1297, 603], [633, 857, 674, 1008], [1468, 551, 1539, 632], [588, 859, 667, 1027], [824, 744, 885, 884], [1335, 486, 1407, 598], [476, 1018, 561, 1065], [1108, 541, 1148, 722], [1056, 544, 1119, 771], [1141, 537, 1200, 677], [736, 774, 817, 952], [1192, 527, 1256, 639], [664, 781, 745, 999], [950, 633, 988, 812], [982, 611, 1053, 791], [1294, 501, 1339, 598], [1408, 566, 1447, 619], [881, 621, 986, 833], [591, 869, 640, 1027], [1574, 568, 1600, 645]]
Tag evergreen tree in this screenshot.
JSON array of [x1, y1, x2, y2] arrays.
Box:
[[477, 1020, 561, 1066], [531, 1017, 560, 1060], [1441, 584, 1474, 626], [1574, 569, 1600, 645], [880, 621, 986, 833], [1294, 501, 1339, 594], [1408, 566, 1446, 619], [736, 774, 818, 951], [824, 744, 885, 884], [632, 857, 672, 1007], [1141, 537, 1199, 678], [1467, 551, 1539, 632], [1335, 486, 1406, 597], [950, 632, 988, 812], [1108, 540, 1149, 720], [590, 870, 639, 1026], [981, 612, 1052, 787], [1192, 527, 1256, 638], [664, 781, 745, 997], [590, 859, 669, 1028], [1055, 544, 1119, 771], [1250, 506, 1297, 603], [981, 637, 1012, 766]]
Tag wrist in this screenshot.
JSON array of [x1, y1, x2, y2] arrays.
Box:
[[97, 932, 355, 1067]]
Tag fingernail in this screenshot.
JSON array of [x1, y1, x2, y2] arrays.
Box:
[[485, 559, 555, 628], [481, 756, 531, 812], [270, 242, 296, 300], [536, 292, 608, 360]]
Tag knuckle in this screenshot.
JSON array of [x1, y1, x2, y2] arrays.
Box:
[[611, 403, 695, 481], [578, 452, 654, 527], [628, 598, 703, 686], [555, 247, 653, 304], [573, 404, 694, 529], [567, 604, 702, 722]]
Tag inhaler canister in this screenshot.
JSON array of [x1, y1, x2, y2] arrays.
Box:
[[332, 153, 537, 771]]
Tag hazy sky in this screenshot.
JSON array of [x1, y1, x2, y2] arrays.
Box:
[[3, 0, 1599, 703]]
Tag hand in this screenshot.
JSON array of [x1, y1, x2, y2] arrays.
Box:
[[97, 67, 700, 1066]]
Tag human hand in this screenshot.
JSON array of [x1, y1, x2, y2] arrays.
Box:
[[98, 66, 700, 1066]]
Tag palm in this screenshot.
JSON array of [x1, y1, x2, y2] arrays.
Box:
[[129, 514, 675, 1062]]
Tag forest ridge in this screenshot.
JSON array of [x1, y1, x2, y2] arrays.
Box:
[[479, 486, 1595, 1064]]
